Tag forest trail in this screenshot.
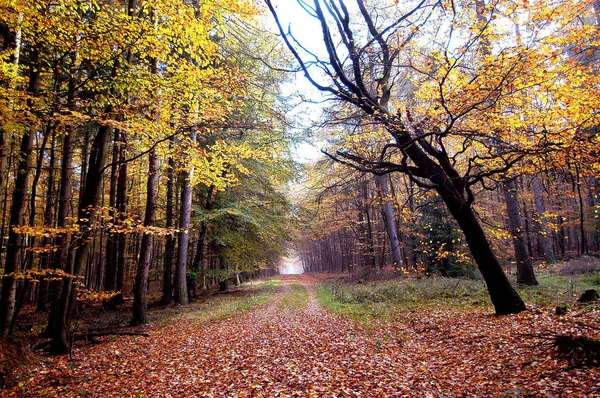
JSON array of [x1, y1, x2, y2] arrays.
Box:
[[18, 275, 417, 397]]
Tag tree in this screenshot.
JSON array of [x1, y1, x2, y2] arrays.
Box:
[[0, 6, 40, 335], [503, 178, 538, 285], [265, 0, 600, 314]]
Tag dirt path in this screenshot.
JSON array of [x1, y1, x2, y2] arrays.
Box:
[[17, 275, 418, 397]]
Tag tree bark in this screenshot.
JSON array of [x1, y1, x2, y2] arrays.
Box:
[[376, 174, 403, 270], [0, 42, 40, 336], [174, 124, 197, 304], [50, 120, 112, 354], [162, 154, 175, 303], [115, 136, 128, 291], [104, 129, 121, 291], [503, 179, 538, 285], [131, 148, 158, 325], [533, 176, 555, 264]]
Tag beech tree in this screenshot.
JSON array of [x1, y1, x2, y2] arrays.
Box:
[[265, 0, 600, 314]]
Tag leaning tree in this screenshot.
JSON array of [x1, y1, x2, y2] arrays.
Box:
[[264, 0, 600, 314]]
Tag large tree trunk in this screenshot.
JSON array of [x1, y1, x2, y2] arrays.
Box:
[[503, 179, 538, 285], [376, 174, 403, 271], [0, 42, 40, 336], [131, 148, 158, 325], [444, 197, 526, 314]]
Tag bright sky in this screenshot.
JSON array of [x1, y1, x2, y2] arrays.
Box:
[[261, 1, 332, 164]]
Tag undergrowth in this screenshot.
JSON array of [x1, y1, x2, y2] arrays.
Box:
[[318, 269, 600, 324]]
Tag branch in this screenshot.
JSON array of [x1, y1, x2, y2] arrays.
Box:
[[263, 0, 340, 96]]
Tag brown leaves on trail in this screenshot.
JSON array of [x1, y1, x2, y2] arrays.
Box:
[[7, 274, 600, 397]]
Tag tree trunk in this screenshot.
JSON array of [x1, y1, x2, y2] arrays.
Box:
[[36, 129, 57, 311], [104, 128, 121, 291], [376, 174, 403, 271], [574, 165, 587, 254], [115, 136, 128, 291], [131, 149, 158, 326], [0, 129, 35, 336], [443, 197, 526, 314], [162, 154, 175, 303], [25, 121, 52, 272], [0, 42, 40, 336], [174, 125, 197, 304], [45, 76, 76, 342], [50, 121, 112, 354], [503, 179, 538, 285], [533, 176, 555, 264], [219, 256, 228, 292]]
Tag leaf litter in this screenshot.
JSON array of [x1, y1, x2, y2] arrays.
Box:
[[7, 274, 600, 397]]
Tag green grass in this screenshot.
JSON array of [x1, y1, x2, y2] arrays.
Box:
[[317, 270, 600, 324], [517, 272, 599, 306], [316, 284, 397, 327], [280, 282, 309, 310], [154, 279, 280, 324]]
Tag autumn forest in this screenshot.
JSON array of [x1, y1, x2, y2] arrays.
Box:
[[1, 0, 600, 396]]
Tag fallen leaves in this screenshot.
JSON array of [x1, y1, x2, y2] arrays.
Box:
[[6, 275, 600, 397]]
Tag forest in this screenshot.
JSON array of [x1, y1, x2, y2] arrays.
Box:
[[0, 0, 599, 396]]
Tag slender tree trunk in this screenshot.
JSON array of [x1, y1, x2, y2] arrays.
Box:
[[25, 122, 52, 272], [104, 129, 121, 291], [174, 123, 197, 304], [503, 179, 538, 285], [0, 130, 35, 336], [162, 154, 175, 303], [376, 174, 403, 270], [37, 130, 57, 311], [115, 135, 128, 291], [191, 185, 214, 290], [574, 165, 587, 254], [46, 95, 76, 343], [131, 149, 158, 325], [533, 176, 555, 264]]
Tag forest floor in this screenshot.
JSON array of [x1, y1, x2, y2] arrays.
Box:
[[4, 273, 600, 397]]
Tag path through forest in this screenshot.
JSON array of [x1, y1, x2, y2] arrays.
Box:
[[18, 275, 419, 397], [12, 274, 600, 397]]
